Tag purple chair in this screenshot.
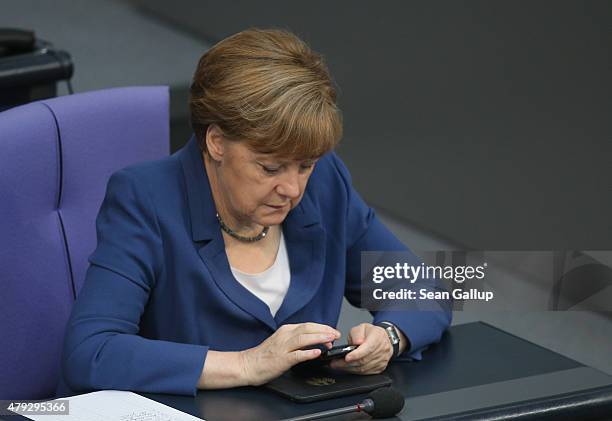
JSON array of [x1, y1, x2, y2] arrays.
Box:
[[0, 87, 169, 399]]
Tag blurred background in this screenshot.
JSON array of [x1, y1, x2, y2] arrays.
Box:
[[2, 0, 611, 373]]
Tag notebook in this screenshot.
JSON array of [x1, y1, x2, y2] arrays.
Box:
[[265, 368, 393, 403]]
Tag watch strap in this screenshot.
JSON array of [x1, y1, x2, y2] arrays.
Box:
[[376, 321, 401, 358]]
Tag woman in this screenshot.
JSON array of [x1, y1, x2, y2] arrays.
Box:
[[57, 28, 451, 396]]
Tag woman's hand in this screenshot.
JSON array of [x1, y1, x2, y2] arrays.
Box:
[[329, 323, 394, 374], [240, 322, 341, 386]]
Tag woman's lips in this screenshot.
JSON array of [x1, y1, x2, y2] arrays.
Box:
[[267, 203, 287, 210]]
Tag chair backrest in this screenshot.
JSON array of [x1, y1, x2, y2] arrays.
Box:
[[0, 87, 169, 399]]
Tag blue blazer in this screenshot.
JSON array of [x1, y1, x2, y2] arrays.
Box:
[[57, 136, 451, 397]]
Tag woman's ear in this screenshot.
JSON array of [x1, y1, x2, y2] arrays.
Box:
[[205, 124, 225, 161]]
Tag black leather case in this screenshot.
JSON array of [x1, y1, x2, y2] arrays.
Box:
[[265, 368, 392, 403]]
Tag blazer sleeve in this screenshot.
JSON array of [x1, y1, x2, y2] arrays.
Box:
[[329, 153, 453, 361], [60, 169, 207, 396]]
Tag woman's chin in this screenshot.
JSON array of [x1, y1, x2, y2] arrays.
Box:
[[258, 212, 288, 226]]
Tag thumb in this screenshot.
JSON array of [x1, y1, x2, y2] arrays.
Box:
[[349, 324, 368, 345]]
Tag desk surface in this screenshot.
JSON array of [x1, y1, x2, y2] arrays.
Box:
[[5, 321, 611, 421], [143, 321, 612, 420]]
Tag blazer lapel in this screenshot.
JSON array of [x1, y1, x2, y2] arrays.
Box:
[[274, 192, 326, 325], [178, 136, 277, 331], [197, 238, 277, 331]]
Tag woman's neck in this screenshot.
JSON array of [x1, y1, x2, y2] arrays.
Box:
[[203, 153, 267, 237]]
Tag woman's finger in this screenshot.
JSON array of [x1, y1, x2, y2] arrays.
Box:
[[288, 332, 337, 351], [290, 348, 322, 365], [348, 324, 368, 345], [330, 356, 361, 369], [296, 322, 341, 338], [330, 357, 382, 374], [344, 339, 376, 362], [329, 358, 361, 372]]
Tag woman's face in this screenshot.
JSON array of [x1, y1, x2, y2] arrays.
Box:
[[213, 139, 317, 227]]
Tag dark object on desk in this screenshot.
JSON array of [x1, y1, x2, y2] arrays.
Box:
[[366, 387, 404, 418], [0, 28, 74, 111], [281, 387, 405, 421], [0, 28, 35, 56], [291, 344, 358, 376], [320, 344, 358, 362], [266, 368, 392, 403]]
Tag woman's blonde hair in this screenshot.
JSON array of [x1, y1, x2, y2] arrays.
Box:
[[189, 28, 342, 160]]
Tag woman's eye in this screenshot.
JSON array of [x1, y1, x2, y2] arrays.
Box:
[[300, 163, 315, 172], [261, 165, 280, 174]]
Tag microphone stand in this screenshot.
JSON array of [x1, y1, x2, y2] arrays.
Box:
[[280, 398, 374, 421]]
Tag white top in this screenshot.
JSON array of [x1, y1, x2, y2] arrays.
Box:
[[230, 231, 291, 317]]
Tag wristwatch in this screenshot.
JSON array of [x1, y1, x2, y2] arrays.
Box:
[[376, 321, 401, 358]]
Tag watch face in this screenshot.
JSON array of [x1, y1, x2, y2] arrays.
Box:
[[388, 328, 400, 344], [378, 323, 401, 358], [384, 325, 400, 344]]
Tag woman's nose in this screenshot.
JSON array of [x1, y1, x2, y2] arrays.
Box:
[[276, 170, 301, 199]]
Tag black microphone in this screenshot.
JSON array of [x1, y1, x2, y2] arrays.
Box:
[[281, 387, 404, 420]]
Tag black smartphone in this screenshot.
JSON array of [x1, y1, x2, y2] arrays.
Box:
[[319, 344, 358, 361], [291, 344, 358, 376]]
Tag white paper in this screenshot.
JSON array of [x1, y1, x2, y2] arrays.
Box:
[[13, 390, 204, 421]]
